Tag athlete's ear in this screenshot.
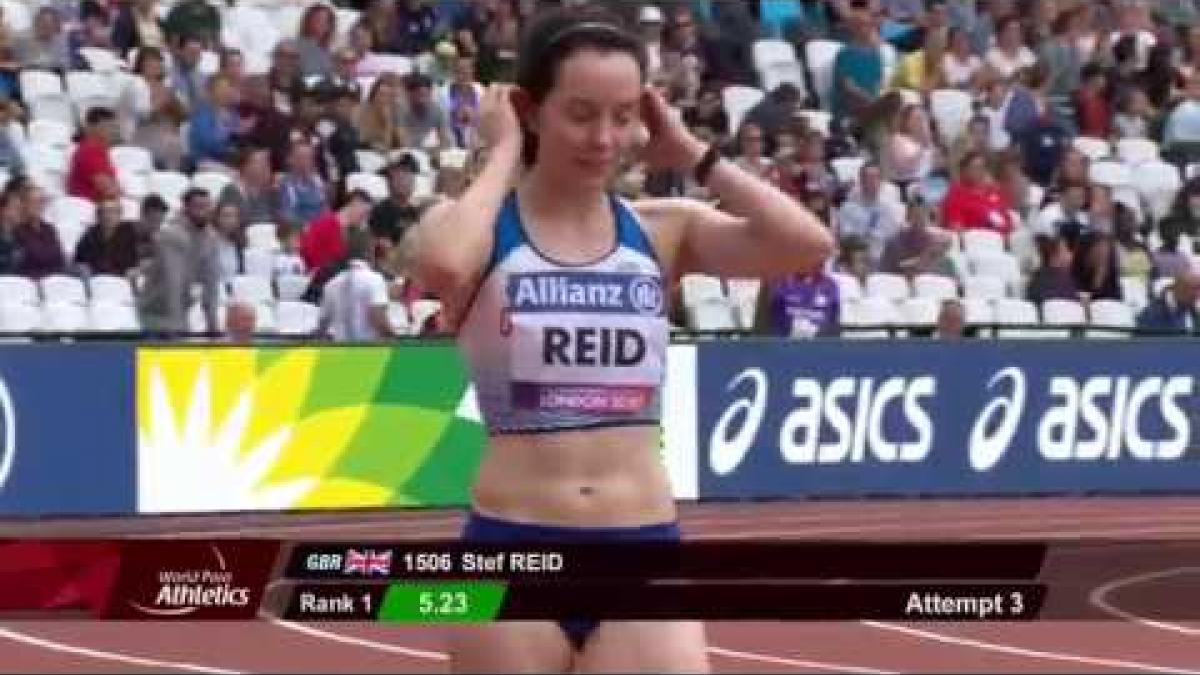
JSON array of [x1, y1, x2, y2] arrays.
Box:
[[510, 86, 538, 133]]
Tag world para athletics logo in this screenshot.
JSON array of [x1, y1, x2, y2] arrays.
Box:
[[0, 377, 15, 493]]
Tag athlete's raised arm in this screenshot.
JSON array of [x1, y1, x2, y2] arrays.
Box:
[[408, 84, 523, 326], [636, 88, 835, 281]]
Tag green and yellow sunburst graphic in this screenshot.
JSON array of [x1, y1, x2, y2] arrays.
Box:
[[136, 345, 486, 513]]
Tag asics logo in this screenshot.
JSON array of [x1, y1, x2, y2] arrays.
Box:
[[708, 368, 768, 476], [968, 367, 1025, 472], [0, 378, 14, 493]]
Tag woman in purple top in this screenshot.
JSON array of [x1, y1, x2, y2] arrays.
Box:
[[755, 271, 841, 337]]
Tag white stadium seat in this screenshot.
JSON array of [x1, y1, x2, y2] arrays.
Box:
[[111, 145, 154, 176], [1089, 160, 1133, 189], [229, 275, 274, 304], [0, 276, 38, 305], [961, 229, 1006, 256], [681, 273, 725, 307], [1116, 138, 1160, 166], [865, 273, 911, 301], [1074, 136, 1112, 161], [687, 297, 737, 331], [722, 85, 765, 134], [832, 273, 863, 302], [150, 171, 192, 206], [242, 248, 276, 278], [1040, 298, 1086, 338], [841, 297, 899, 339], [805, 39, 842, 108], [992, 298, 1041, 339], [346, 172, 388, 202], [276, 300, 320, 335], [912, 274, 958, 301], [897, 296, 939, 328], [89, 275, 135, 305], [1087, 299, 1134, 339], [191, 171, 232, 199], [88, 302, 140, 332], [1132, 160, 1183, 223], [245, 222, 281, 251], [276, 273, 311, 302], [40, 302, 87, 332], [39, 275, 86, 305], [929, 89, 973, 146], [0, 302, 40, 332], [1120, 276, 1149, 311], [794, 109, 832, 136]]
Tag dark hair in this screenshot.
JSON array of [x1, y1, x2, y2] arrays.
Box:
[[141, 194, 169, 214], [516, 6, 646, 165], [960, 150, 987, 173], [1080, 61, 1106, 82], [85, 107, 115, 127], [182, 188, 210, 206], [133, 46, 164, 75], [234, 145, 269, 170]]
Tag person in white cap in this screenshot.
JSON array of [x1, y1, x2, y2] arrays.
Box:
[[637, 5, 666, 78]]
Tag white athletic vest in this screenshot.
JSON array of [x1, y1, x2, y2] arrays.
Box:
[[457, 192, 668, 434]]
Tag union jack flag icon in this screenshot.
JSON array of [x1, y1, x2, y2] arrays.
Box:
[[343, 549, 392, 576]]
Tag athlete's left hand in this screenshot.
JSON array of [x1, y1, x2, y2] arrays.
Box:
[[639, 86, 707, 174]]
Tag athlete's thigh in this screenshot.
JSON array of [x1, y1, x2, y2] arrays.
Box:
[[574, 621, 710, 674], [449, 621, 573, 674]]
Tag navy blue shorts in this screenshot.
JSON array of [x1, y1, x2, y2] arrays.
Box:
[[461, 510, 682, 651]]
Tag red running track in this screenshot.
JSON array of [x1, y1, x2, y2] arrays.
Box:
[[1, 497, 1199, 674]]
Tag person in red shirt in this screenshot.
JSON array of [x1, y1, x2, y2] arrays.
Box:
[[66, 107, 121, 203], [298, 189, 374, 275], [941, 151, 1015, 235], [1074, 63, 1111, 139]]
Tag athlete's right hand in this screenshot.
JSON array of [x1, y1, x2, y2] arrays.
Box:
[[478, 84, 523, 157]]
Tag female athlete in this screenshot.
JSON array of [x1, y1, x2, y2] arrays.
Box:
[[409, 7, 833, 673]]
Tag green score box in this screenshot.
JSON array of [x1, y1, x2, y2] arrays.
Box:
[[378, 582, 510, 623]]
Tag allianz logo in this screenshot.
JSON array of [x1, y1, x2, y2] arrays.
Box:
[[708, 367, 1194, 476], [0, 377, 13, 492]]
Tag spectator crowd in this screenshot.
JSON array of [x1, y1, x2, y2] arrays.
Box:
[[0, 0, 1199, 342]]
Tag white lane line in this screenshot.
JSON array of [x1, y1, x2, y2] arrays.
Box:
[[1090, 567, 1200, 637], [272, 619, 896, 674], [0, 627, 242, 674], [861, 621, 1200, 675], [707, 646, 897, 674], [268, 619, 448, 661]]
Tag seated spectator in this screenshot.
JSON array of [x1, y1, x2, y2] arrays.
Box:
[[637, 4, 667, 78], [369, 153, 422, 248], [189, 74, 243, 171], [985, 17, 1036, 80], [74, 198, 138, 278], [754, 269, 840, 338], [14, 185, 65, 279], [836, 237, 872, 287], [213, 202, 244, 284], [67, 107, 120, 204], [475, 0, 522, 83], [168, 35, 208, 114], [934, 298, 968, 340], [358, 73, 408, 153], [1115, 208, 1154, 280], [273, 224, 307, 278], [1136, 270, 1200, 334], [267, 39, 303, 116], [1165, 176, 1200, 239], [831, 8, 884, 122], [400, 72, 452, 151], [135, 194, 169, 264], [1072, 232, 1122, 302], [441, 56, 483, 149], [837, 162, 905, 270], [948, 116, 992, 180], [16, 6, 71, 71], [942, 27, 983, 89], [1026, 233, 1079, 305], [1074, 62, 1111, 139], [1047, 147, 1091, 202], [0, 190, 20, 274], [1018, 104, 1072, 188], [296, 4, 336, 80], [682, 85, 729, 145], [1113, 88, 1155, 140], [138, 188, 221, 334], [880, 201, 957, 280], [0, 96, 23, 176], [941, 152, 1015, 235], [326, 82, 363, 186], [112, 0, 166, 56], [68, 3, 114, 70], [0, 12, 19, 99], [890, 27, 947, 93], [1164, 73, 1200, 148], [218, 147, 277, 227], [882, 104, 937, 194], [1035, 180, 1091, 249], [390, 0, 439, 56], [732, 122, 775, 181], [299, 189, 374, 278], [277, 141, 328, 230], [282, 82, 334, 181], [224, 300, 257, 344], [790, 130, 839, 203], [217, 47, 246, 92], [744, 83, 804, 141], [164, 0, 220, 48], [1153, 217, 1196, 279], [129, 46, 187, 171]]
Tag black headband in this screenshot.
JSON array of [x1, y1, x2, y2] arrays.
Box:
[[543, 21, 629, 52]]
